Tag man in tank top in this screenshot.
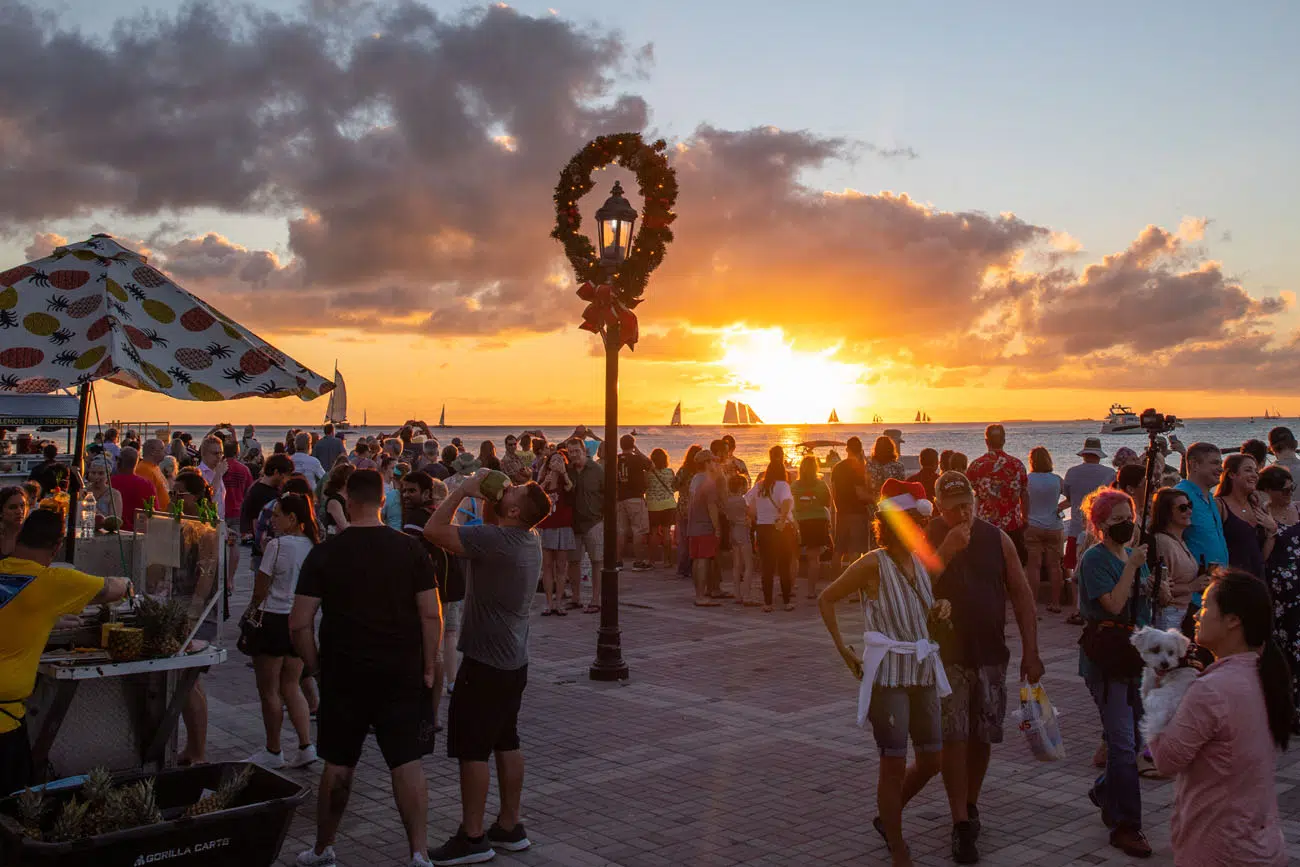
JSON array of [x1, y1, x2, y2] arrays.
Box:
[[919, 471, 1045, 864]]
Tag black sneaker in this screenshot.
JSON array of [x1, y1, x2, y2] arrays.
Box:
[[951, 821, 979, 864], [486, 822, 530, 852], [967, 803, 981, 840], [429, 829, 495, 866]]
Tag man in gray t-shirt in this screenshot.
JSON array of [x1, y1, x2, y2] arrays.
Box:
[[423, 472, 551, 862]]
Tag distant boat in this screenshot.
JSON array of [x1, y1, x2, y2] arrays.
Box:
[[670, 401, 687, 427], [723, 401, 762, 427], [1101, 403, 1143, 435], [872, 414, 882, 424], [923, 412, 930, 423], [828, 409, 840, 424], [436, 404, 448, 428], [915, 411, 922, 423], [323, 363, 350, 430]]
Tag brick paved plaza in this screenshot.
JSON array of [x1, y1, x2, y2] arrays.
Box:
[[201, 563, 1300, 866]]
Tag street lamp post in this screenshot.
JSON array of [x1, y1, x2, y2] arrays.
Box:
[[590, 181, 636, 682]]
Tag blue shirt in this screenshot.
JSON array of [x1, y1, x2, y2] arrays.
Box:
[[1174, 479, 1228, 570], [1077, 544, 1150, 680]]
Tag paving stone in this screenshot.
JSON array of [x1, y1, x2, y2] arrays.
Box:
[[193, 562, 1298, 865]]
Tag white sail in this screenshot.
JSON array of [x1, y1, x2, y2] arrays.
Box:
[[738, 403, 751, 425], [438, 404, 446, 427], [749, 406, 764, 425], [722, 400, 739, 425], [325, 368, 348, 424], [828, 409, 839, 424], [670, 402, 682, 426]]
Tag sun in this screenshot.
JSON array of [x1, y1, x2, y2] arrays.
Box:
[[717, 328, 867, 423]]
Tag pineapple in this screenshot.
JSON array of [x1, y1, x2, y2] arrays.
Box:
[[137, 596, 187, 657], [81, 767, 124, 836], [183, 765, 252, 818], [107, 627, 144, 662], [17, 787, 46, 840], [119, 778, 163, 829], [49, 796, 90, 843]]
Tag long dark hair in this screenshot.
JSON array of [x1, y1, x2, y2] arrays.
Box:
[[678, 444, 702, 477], [1207, 569, 1293, 750], [1215, 453, 1255, 498], [277, 493, 320, 545], [871, 436, 898, 464], [1150, 487, 1190, 536], [761, 446, 787, 496]]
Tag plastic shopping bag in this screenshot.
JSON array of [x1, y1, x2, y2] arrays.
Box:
[[1010, 679, 1066, 762]]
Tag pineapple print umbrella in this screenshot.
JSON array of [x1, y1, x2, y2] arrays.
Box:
[[0, 235, 334, 402]]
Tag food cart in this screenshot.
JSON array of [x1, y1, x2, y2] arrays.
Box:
[[28, 508, 227, 781], [0, 235, 334, 786]]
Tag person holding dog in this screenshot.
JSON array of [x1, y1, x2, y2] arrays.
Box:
[[1151, 569, 1291, 866], [1077, 487, 1153, 859]]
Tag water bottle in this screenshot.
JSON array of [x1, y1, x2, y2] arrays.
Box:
[[77, 490, 96, 539]]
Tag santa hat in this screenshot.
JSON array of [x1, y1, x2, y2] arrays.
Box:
[[878, 478, 933, 517]]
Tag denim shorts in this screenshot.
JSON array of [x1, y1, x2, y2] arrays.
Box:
[[867, 685, 942, 758]]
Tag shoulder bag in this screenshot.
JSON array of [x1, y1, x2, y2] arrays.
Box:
[[1078, 558, 1144, 680]]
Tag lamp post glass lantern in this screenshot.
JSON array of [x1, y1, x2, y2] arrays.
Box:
[[591, 180, 637, 682], [595, 181, 637, 263]]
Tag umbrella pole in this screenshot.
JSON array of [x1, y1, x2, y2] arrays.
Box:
[[66, 382, 92, 561]]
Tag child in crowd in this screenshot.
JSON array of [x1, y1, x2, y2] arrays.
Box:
[[724, 474, 757, 605]]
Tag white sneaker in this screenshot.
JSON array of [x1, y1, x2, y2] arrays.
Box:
[[290, 744, 319, 768], [411, 853, 433, 867], [247, 748, 286, 770], [296, 846, 336, 866]]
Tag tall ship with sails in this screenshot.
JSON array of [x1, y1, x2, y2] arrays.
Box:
[[323, 364, 350, 430], [722, 400, 763, 427]]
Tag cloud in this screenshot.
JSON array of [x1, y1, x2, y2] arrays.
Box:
[[0, 0, 1289, 397]]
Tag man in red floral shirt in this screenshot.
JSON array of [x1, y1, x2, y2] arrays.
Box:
[[965, 424, 1029, 564]]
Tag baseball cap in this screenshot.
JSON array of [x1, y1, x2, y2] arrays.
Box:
[[936, 471, 974, 509], [694, 450, 716, 466], [1077, 437, 1107, 458]]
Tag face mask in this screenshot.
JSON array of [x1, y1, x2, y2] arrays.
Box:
[[1107, 520, 1135, 545]]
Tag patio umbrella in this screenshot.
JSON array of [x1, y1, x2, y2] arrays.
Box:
[[0, 235, 333, 401]]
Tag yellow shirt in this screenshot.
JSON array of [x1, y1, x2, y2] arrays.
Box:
[[0, 557, 103, 733], [135, 461, 170, 511]]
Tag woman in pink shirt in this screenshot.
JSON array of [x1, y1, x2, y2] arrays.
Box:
[[1151, 569, 1292, 866]]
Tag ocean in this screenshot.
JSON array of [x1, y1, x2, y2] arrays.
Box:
[[102, 417, 1291, 477]]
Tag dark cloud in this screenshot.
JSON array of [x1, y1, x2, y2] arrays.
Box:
[[1, 0, 1288, 395]]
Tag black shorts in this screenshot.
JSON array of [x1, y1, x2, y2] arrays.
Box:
[[797, 518, 830, 550], [318, 674, 435, 770], [0, 720, 33, 797], [447, 657, 527, 762], [648, 508, 675, 529], [249, 612, 298, 658]]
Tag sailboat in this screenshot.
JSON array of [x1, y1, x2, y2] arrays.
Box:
[[723, 401, 763, 426], [923, 412, 931, 423], [436, 404, 448, 428], [872, 414, 882, 424], [828, 409, 840, 424], [915, 411, 922, 423], [669, 401, 687, 427], [323, 364, 350, 430]]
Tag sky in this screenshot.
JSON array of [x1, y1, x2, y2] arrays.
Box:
[[2, 0, 1297, 425]]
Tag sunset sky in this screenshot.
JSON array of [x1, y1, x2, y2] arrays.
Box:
[[3, 0, 1297, 425]]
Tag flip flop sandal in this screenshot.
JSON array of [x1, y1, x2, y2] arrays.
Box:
[[783, 604, 796, 611], [694, 600, 722, 607], [541, 608, 554, 616], [554, 607, 567, 616], [584, 605, 601, 613], [872, 816, 890, 852]]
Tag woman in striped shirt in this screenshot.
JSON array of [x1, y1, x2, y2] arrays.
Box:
[[818, 479, 962, 867]]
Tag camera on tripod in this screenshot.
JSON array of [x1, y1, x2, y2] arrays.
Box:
[[1139, 407, 1179, 434]]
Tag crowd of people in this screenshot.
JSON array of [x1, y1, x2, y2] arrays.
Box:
[[4, 417, 1300, 865]]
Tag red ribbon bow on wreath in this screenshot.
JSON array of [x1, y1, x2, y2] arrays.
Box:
[[576, 281, 639, 350]]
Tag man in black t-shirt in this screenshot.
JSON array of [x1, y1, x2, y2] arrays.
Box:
[[239, 454, 293, 563], [290, 469, 442, 867], [615, 434, 654, 570]]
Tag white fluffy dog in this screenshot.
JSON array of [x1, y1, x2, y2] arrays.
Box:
[[1131, 626, 1199, 741]]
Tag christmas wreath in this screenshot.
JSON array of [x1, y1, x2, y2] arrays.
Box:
[[551, 133, 678, 348]]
